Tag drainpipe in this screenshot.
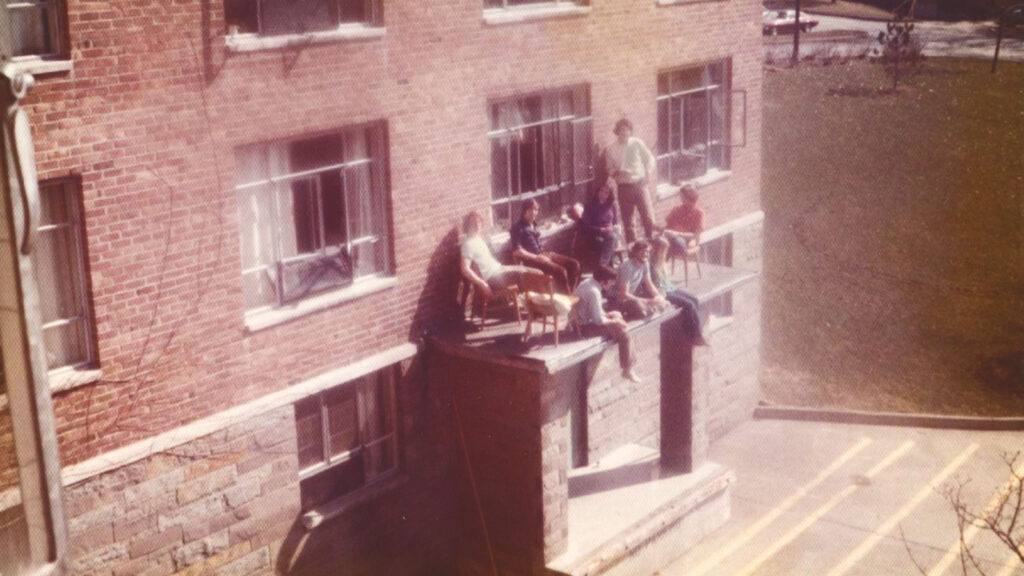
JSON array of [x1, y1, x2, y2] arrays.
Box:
[[0, 1, 69, 572]]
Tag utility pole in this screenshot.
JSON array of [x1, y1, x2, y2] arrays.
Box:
[[792, 0, 802, 64], [0, 1, 68, 573]]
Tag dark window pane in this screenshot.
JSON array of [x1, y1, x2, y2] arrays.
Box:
[[338, 0, 368, 23], [296, 397, 324, 469], [224, 0, 259, 33], [321, 171, 347, 247], [299, 458, 363, 510], [39, 183, 69, 226], [491, 139, 510, 201], [325, 387, 358, 458], [291, 179, 321, 254], [10, 6, 56, 57], [261, 0, 338, 35], [289, 134, 344, 172]]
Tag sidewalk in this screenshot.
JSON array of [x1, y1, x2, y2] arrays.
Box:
[[658, 419, 1024, 576]]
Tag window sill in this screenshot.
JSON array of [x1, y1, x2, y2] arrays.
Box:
[[302, 472, 407, 530], [483, 4, 591, 25], [656, 169, 732, 201], [49, 367, 103, 395], [224, 25, 386, 53], [9, 58, 73, 76], [657, 0, 728, 6], [244, 275, 397, 333], [488, 216, 576, 249]]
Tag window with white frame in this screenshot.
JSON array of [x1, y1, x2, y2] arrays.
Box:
[[234, 123, 392, 312], [8, 0, 63, 59], [656, 61, 731, 185], [488, 85, 593, 231], [484, 0, 587, 8], [31, 179, 96, 373], [295, 367, 398, 511], [224, 0, 382, 36], [700, 234, 733, 319]]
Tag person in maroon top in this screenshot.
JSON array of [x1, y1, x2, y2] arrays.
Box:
[[580, 182, 621, 267], [663, 185, 704, 254]]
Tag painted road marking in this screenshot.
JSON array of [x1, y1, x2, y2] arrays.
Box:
[[731, 440, 916, 576], [683, 437, 873, 576], [928, 456, 1024, 576], [824, 443, 980, 576]]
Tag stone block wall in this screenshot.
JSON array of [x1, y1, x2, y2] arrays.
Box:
[[704, 221, 764, 442], [64, 406, 300, 576], [62, 356, 456, 576]]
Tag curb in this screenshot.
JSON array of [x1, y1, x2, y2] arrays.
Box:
[[754, 405, 1024, 431]]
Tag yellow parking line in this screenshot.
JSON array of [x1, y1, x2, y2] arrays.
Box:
[[994, 546, 1023, 576], [683, 437, 873, 576], [730, 440, 915, 576], [824, 443, 980, 576], [928, 457, 1024, 576]]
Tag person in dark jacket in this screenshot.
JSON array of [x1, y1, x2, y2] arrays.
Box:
[[580, 182, 621, 267], [510, 199, 581, 293]]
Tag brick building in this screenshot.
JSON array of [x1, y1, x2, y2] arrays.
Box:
[[0, 0, 763, 574]]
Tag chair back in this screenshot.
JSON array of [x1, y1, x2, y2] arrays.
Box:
[[519, 271, 555, 298]]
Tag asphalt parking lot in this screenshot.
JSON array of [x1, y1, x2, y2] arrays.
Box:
[[659, 419, 1024, 576]]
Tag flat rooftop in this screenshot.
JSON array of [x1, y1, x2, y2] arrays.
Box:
[[429, 263, 757, 374]]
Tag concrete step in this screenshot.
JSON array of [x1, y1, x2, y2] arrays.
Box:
[[547, 443, 735, 576]]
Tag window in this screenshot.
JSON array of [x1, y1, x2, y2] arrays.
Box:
[[8, 0, 62, 59], [484, 0, 587, 8], [32, 179, 95, 373], [224, 0, 382, 36], [488, 85, 593, 231], [295, 367, 398, 511], [234, 123, 392, 312], [700, 234, 733, 319], [656, 61, 731, 185]]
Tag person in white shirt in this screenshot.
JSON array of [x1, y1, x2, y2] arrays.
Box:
[[605, 118, 657, 243], [460, 211, 542, 300], [574, 265, 640, 383]]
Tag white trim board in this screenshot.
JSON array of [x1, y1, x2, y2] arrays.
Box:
[[702, 210, 765, 242], [60, 342, 418, 487]]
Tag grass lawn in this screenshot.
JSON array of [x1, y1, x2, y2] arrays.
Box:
[[761, 58, 1024, 416], [764, 0, 895, 21]]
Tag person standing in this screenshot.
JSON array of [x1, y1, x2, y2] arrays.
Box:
[[510, 199, 581, 293], [574, 265, 640, 383], [605, 118, 657, 244]]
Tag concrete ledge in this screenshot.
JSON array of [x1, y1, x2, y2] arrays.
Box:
[[549, 452, 734, 576], [755, 405, 1024, 431]]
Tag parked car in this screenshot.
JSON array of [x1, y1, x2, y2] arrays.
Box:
[[762, 10, 819, 35]]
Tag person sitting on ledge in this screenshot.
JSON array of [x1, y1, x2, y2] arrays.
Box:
[[510, 199, 581, 294], [610, 240, 670, 321], [663, 184, 704, 254], [579, 181, 622, 268], [651, 238, 709, 347], [574, 265, 640, 383], [460, 211, 543, 300]]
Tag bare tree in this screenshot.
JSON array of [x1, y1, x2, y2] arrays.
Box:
[[902, 452, 1024, 576]]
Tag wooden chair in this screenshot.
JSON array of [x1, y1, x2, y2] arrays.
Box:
[[457, 274, 521, 329], [668, 234, 702, 286], [520, 273, 578, 347]]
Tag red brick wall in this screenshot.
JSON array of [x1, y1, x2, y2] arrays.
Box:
[[26, 0, 762, 467]]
